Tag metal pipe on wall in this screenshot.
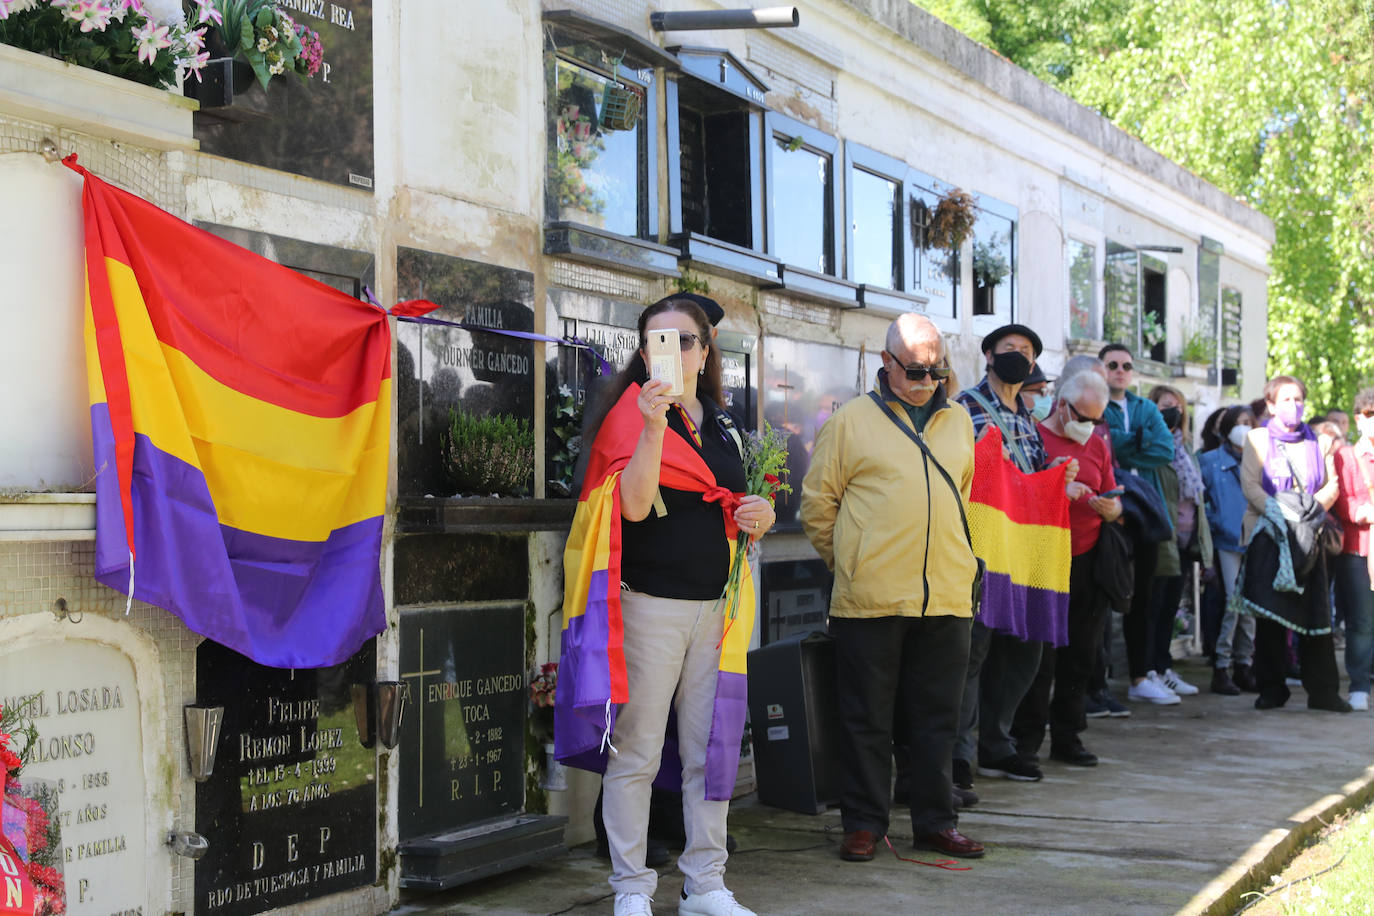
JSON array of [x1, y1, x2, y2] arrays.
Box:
[[650, 7, 800, 31]]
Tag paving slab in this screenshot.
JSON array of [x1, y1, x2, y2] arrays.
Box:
[[394, 659, 1374, 916]]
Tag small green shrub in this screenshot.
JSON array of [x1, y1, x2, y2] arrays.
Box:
[[442, 407, 534, 497]]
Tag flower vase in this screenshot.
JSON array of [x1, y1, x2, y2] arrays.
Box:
[[541, 743, 568, 791]]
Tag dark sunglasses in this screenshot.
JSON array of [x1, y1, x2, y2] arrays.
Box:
[[1067, 402, 1104, 425], [885, 350, 951, 382], [644, 332, 701, 352], [1105, 360, 1134, 372]]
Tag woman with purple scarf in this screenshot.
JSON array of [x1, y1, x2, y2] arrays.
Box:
[[1237, 375, 1350, 711]]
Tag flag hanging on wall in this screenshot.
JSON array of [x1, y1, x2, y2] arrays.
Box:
[[66, 157, 390, 668], [967, 426, 1073, 646]]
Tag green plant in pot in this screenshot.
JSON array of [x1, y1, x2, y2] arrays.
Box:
[[545, 384, 583, 498], [972, 238, 1010, 288], [1179, 317, 1215, 364], [442, 406, 535, 497]]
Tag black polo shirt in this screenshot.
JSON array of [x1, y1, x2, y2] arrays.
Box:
[[621, 400, 746, 600]]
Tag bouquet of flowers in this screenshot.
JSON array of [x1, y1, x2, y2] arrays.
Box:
[[0, 0, 215, 88], [528, 662, 557, 743], [718, 422, 792, 621], [1, 701, 65, 916], [203, 0, 323, 89]]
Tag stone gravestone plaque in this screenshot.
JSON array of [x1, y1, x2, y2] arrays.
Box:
[[398, 605, 525, 840], [395, 248, 536, 499], [194, 0, 374, 188], [194, 641, 376, 916], [0, 640, 146, 916]]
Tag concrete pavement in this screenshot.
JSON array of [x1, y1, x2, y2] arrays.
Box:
[[394, 657, 1374, 916]]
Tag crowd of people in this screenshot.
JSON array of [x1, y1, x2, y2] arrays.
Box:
[[558, 299, 1373, 916]]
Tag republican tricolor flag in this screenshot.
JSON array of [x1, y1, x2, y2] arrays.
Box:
[[968, 427, 1073, 646], [69, 158, 389, 668]]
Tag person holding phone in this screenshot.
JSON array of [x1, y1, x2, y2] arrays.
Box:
[[1011, 370, 1121, 766], [558, 297, 773, 916]]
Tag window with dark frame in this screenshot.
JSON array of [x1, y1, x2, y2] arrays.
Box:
[[849, 160, 902, 290], [908, 181, 958, 317], [767, 115, 838, 275], [545, 48, 652, 238], [970, 198, 1016, 319], [676, 78, 755, 248]]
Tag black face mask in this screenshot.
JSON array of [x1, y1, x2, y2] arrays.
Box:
[[1161, 406, 1183, 430], [990, 350, 1032, 386]]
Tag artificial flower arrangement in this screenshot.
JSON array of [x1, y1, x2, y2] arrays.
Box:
[[0, 0, 219, 88], [205, 0, 322, 89], [528, 662, 557, 743], [718, 422, 792, 622], [1, 700, 65, 916]]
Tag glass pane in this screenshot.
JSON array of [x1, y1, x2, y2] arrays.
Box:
[[771, 137, 832, 273], [908, 186, 957, 317], [548, 59, 644, 237], [1067, 240, 1097, 339], [851, 168, 899, 288], [971, 210, 1014, 319], [1103, 242, 1140, 349]]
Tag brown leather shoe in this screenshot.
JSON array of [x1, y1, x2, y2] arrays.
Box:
[[840, 829, 877, 861], [914, 828, 985, 859]]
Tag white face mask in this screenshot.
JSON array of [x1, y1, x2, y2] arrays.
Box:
[[1358, 416, 1374, 442], [1228, 424, 1252, 449], [1064, 418, 1095, 445]]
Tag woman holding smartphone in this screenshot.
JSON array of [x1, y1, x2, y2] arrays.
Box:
[[1012, 370, 1121, 766], [558, 297, 773, 916]]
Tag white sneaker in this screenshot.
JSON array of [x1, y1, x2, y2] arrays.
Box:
[[1128, 672, 1181, 705], [679, 888, 757, 916], [615, 892, 654, 916], [1160, 668, 1199, 696], [1350, 691, 1369, 711]]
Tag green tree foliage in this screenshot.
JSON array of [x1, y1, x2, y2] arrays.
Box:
[[915, 0, 1374, 410]]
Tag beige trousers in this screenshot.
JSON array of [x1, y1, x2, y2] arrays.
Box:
[[602, 588, 730, 899]]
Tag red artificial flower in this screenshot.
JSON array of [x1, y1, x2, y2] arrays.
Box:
[[29, 863, 64, 889], [0, 747, 20, 773]]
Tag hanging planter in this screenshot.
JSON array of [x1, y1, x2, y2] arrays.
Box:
[[926, 188, 977, 251], [600, 82, 641, 131]]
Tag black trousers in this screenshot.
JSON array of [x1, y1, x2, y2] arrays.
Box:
[[1148, 573, 1186, 674], [1012, 544, 1108, 755], [831, 614, 970, 837], [1252, 616, 1341, 704], [1123, 536, 1160, 679]]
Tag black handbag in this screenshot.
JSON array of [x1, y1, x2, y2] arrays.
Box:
[[1275, 441, 1343, 560], [866, 392, 986, 612], [1093, 519, 1134, 607], [1118, 471, 1173, 544]]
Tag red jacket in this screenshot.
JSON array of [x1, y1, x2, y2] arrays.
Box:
[[1332, 444, 1374, 556]]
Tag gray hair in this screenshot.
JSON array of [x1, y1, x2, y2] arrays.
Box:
[[1058, 355, 1107, 390], [1057, 369, 1109, 406]]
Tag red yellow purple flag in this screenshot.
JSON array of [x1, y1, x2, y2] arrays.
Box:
[[67, 157, 390, 668], [968, 427, 1073, 645]]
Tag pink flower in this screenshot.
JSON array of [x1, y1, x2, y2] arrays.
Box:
[[179, 49, 210, 80], [132, 20, 171, 65], [193, 0, 221, 27], [63, 0, 113, 32]]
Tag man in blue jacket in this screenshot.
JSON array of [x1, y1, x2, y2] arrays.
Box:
[[1100, 343, 1179, 705]]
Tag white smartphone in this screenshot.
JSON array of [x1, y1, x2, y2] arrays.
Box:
[[647, 328, 684, 397]]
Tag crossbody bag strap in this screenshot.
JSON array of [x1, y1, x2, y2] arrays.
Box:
[[1275, 440, 1308, 492], [866, 391, 974, 550], [961, 385, 1032, 472]]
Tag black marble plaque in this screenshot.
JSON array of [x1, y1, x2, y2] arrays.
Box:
[[398, 605, 526, 840], [761, 558, 833, 644], [396, 248, 536, 498], [194, 0, 374, 188], [194, 641, 377, 916]]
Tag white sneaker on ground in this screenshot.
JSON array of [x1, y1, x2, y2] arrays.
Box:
[[1350, 691, 1369, 711], [1160, 668, 1199, 696], [1128, 672, 1181, 705], [615, 892, 654, 916], [679, 888, 757, 916]]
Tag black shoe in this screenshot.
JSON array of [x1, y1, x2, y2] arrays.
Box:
[[1308, 694, 1353, 713], [952, 758, 974, 790], [952, 784, 979, 808], [1255, 689, 1289, 710], [1211, 668, 1240, 696], [1233, 664, 1259, 693], [1049, 744, 1099, 767], [977, 754, 1043, 782]]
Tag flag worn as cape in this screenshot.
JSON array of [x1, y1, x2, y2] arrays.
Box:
[[555, 384, 754, 801], [68, 158, 390, 668], [968, 427, 1072, 645]]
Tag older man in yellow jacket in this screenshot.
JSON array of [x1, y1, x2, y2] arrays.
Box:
[[801, 312, 984, 863]]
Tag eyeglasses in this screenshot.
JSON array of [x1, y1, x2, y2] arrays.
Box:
[[1105, 360, 1134, 372], [885, 350, 951, 382], [643, 332, 700, 352], [1067, 402, 1104, 425], [1360, 409, 1374, 419]]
